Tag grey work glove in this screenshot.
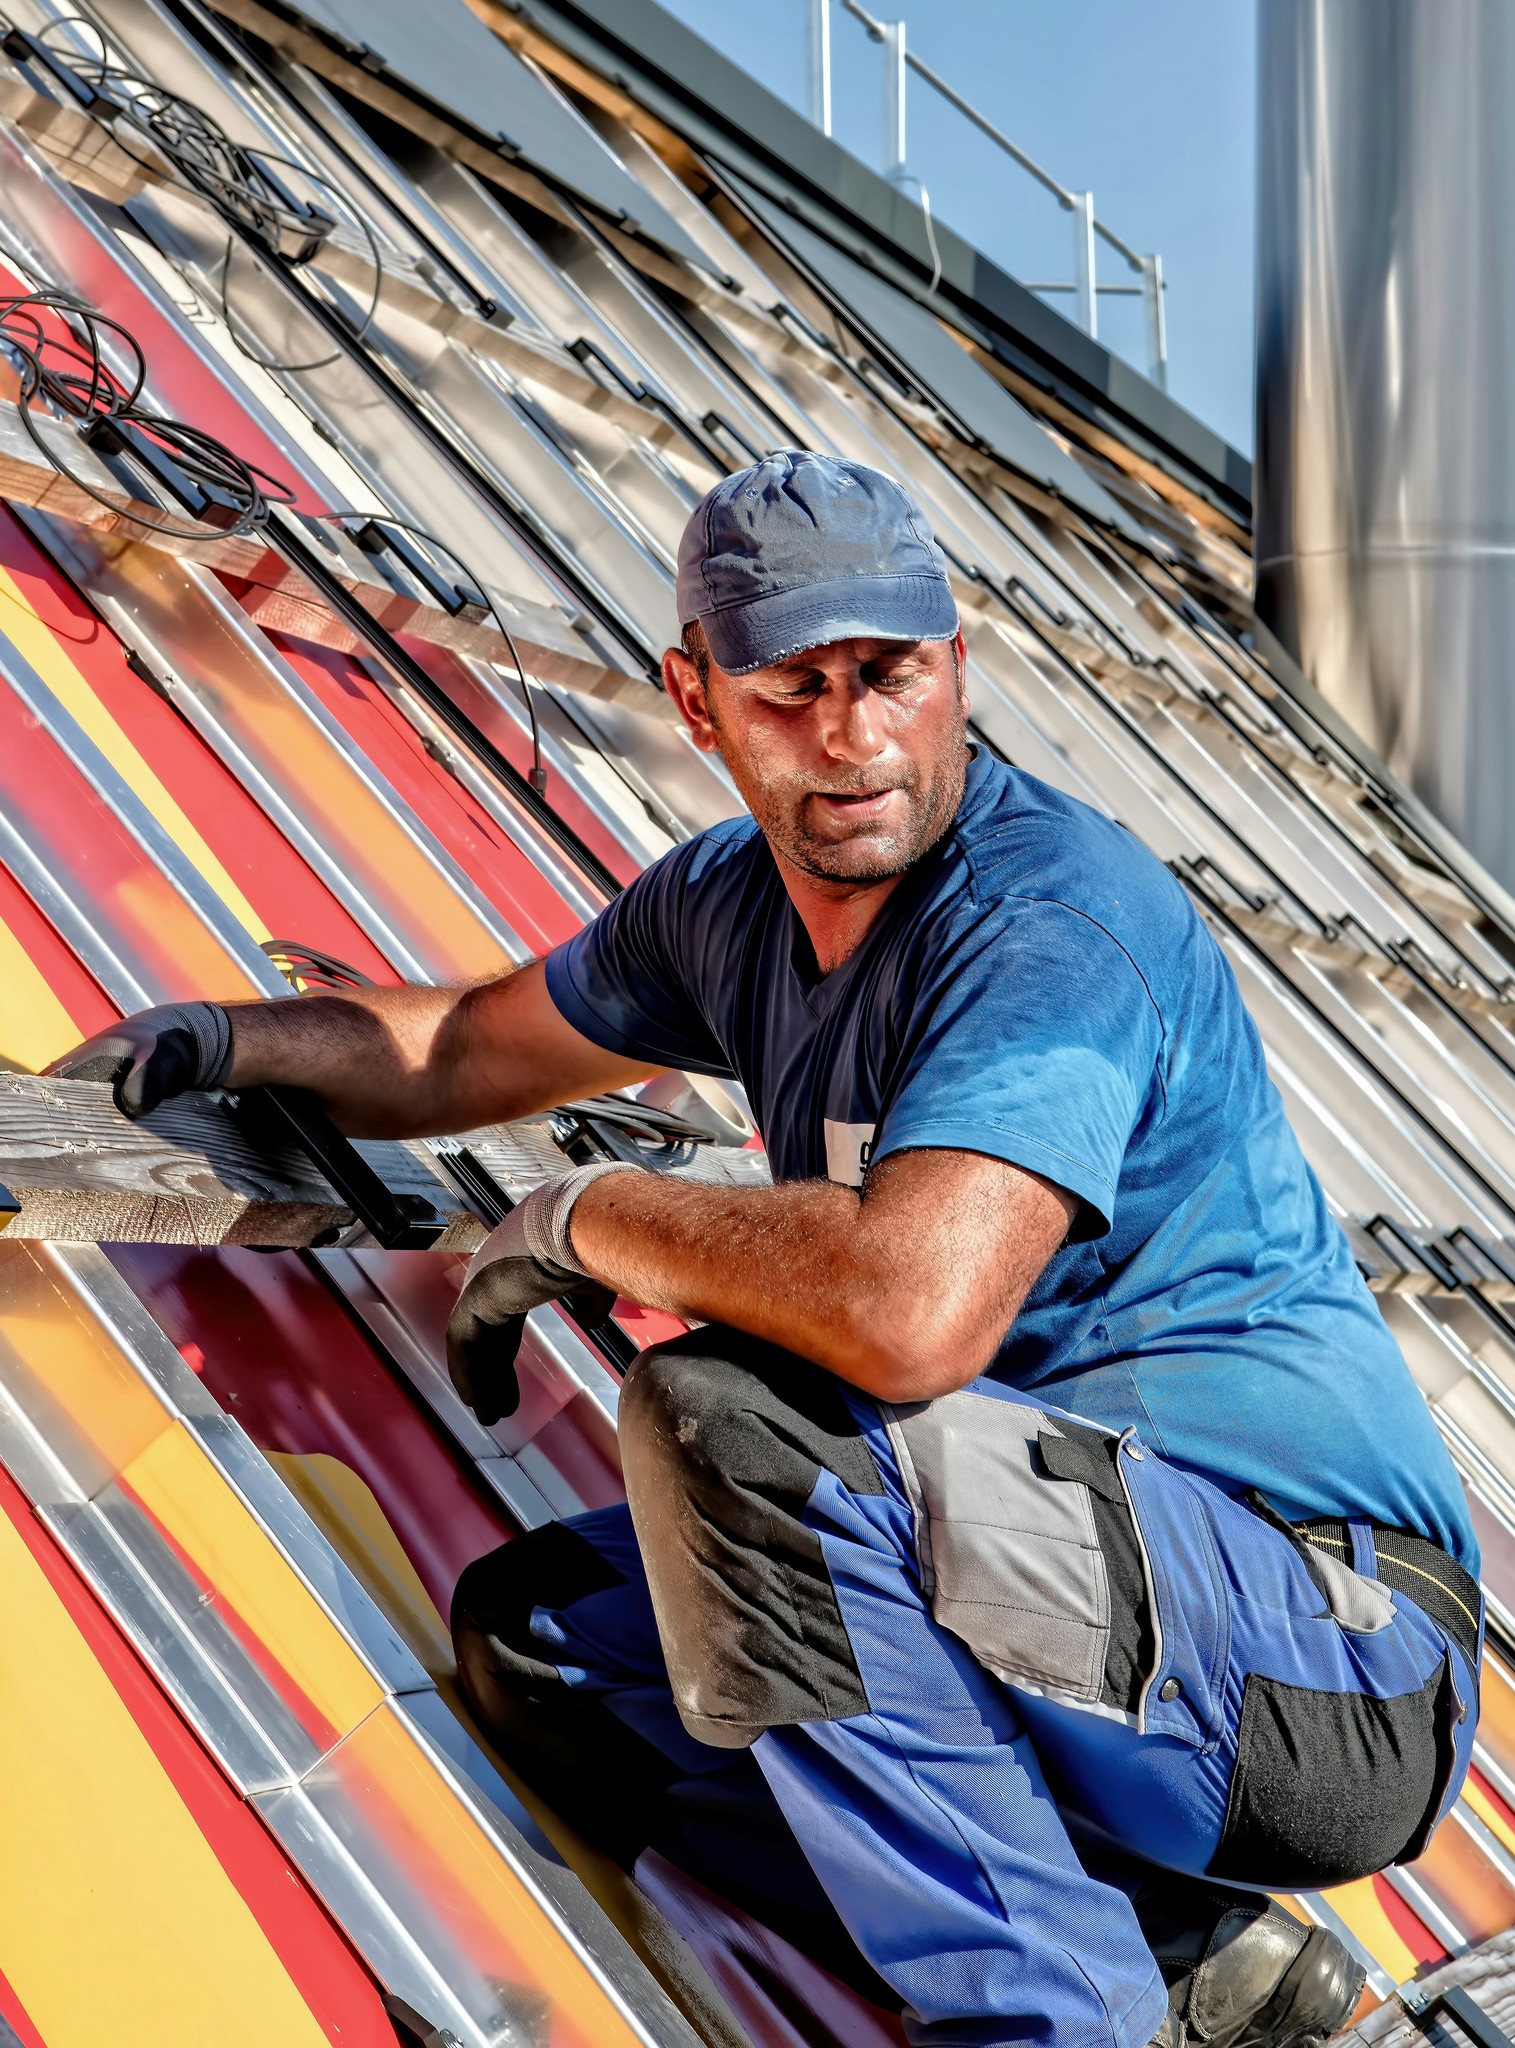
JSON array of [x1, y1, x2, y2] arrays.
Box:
[[446, 1163, 635, 1425], [46, 1001, 234, 1120]]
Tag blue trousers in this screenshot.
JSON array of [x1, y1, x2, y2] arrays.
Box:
[[453, 1336, 1478, 2048]]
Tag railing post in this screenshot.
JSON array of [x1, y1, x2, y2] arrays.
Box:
[[1073, 190, 1097, 338], [1141, 252, 1167, 387], [883, 17, 907, 182], [808, 0, 832, 136]]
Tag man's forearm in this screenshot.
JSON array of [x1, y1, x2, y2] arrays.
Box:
[[220, 959, 662, 1138], [567, 1151, 1071, 1401], [571, 1170, 868, 1366], [224, 984, 473, 1135]]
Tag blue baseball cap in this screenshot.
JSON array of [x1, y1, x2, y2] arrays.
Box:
[[675, 450, 958, 676]]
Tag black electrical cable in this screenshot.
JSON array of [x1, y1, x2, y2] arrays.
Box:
[[0, 288, 294, 540], [319, 510, 547, 795], [0, 284, 548, 809], [14, 15, 659, 726], [212, 170, 382, 375], [27, 17, 384, 372]]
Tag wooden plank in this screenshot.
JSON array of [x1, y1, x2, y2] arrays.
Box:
[[0, 1074, 483, 1250], [0, 1077, 770, 1250]]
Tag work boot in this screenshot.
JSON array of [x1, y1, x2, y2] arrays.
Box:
[[1135, 1877, 1365, 2048]]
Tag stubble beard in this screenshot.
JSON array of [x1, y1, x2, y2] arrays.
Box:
[[721, 723, 971, 884]]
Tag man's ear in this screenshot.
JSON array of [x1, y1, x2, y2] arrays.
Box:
[[661, 645, 721, 754], [952, 626, 969, 708]]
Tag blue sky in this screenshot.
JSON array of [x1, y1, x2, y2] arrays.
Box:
[[653, 0, 1257, 455]]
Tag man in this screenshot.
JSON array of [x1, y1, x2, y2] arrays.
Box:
[[56, 453, 1480, 2048]]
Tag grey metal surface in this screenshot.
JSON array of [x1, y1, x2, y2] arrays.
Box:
[[257, 1692, 706, 2048], [1255, 0, 1515, 890], [257, 0, 711, 272]]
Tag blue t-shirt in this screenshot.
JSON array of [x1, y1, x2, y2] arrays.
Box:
[[546, 751, 1476, 1571]]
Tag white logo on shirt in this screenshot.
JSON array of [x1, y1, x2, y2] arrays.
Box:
[[824, 1119, 877, 1188]]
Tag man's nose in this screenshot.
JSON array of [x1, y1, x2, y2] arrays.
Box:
[[814, 676, 884, 762]]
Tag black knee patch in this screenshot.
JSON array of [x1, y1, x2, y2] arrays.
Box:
[[620, 1326, 880, 1747], [451, 1523, 678, 1866]]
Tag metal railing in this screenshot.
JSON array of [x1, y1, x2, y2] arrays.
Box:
[[806, 0, 1168, 387]]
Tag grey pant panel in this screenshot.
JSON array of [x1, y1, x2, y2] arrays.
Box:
[[619, 1326, 880, 1747], [886, 1389, 1124, 1707], [620, 1326, 1159, 1744]]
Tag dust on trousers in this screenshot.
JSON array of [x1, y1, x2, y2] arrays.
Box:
[[453, 1329, 1481, 2048]]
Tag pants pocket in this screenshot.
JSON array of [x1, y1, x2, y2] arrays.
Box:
[[885, 1391, 1144, 1709], [1208, 1654, 1459, 1889]]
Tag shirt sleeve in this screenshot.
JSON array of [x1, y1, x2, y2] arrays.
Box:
[[544, 839, 736, 1076], [875, 896, 1164, 1239]]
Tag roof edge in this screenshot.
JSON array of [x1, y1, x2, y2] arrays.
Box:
[[511, 0, 1252, 526]]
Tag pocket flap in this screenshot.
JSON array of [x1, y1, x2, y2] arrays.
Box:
[[1037, 1425, 1127, 1506]]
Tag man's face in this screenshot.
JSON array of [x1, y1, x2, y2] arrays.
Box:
[[662, 630, 970, 884]]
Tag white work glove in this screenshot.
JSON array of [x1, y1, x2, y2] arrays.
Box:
[[446, 1163, 635, 1425], [47, 1001, 234, 1119]]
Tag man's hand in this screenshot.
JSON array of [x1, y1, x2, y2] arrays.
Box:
[[567, 1147, 1078, 1403], [47, 1002, 233, 1119], [447, 1165, 633, 1422]]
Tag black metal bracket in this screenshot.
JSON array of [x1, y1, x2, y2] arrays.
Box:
[[264, 509, 623, 902], [1403, 1983, 1515, 2048], [382, 1991, 463, 2048], [231, 1084, 445, 1249], [1366, 1213, 1463, 1291]]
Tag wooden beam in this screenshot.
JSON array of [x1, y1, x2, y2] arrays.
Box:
[[0, 1074, 484, 1250]]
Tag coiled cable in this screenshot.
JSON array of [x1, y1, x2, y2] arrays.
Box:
[[26, 16, 383, 371], [0, 287, 294, 539]]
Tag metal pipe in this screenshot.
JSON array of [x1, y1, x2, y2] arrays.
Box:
[[883, 16, 906, 181], [1255, 0, 1515, 888], [808, 0, 832, 135], [1142, 252, 1167, 388], [1073, 190, 1097, 339], [893, 33, 1074, 210]]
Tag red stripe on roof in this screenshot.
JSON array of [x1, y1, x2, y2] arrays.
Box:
[[0, 1963, 47, 2048], [110, 1242, 515, 1621], [268, 631, 585, 956], [1371, 1873, 1449, 1970], [0, 856, 116, 1039], [0, 508, 398, 985]]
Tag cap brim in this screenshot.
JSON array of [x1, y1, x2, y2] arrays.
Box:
[[697, 572, 958, 676]]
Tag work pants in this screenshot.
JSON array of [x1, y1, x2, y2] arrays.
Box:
[[453, 1328, 1479, 2048]]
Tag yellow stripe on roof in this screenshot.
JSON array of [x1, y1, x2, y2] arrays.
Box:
[[0, 1502, 332, 2048], [0, 563, 270, 945], [1461, 1776, 1515, 1861], [1318, 1875, 1421, 1985], [0, 908, 82, 1071]]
